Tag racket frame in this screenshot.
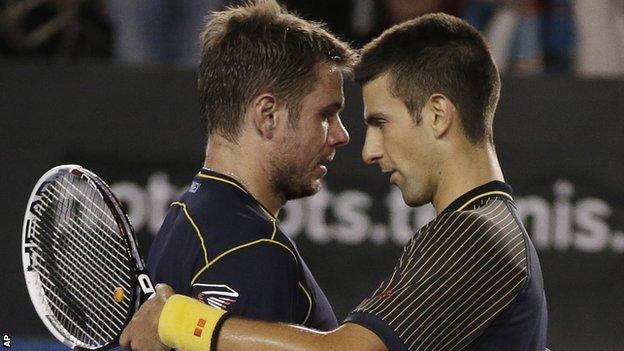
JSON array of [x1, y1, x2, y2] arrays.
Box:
[[22, 164, 154, 350]]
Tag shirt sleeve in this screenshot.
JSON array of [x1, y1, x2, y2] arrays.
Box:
[[190, 241, 302, 323], [345, 211, 529, 351], [147, 207, 205, 297]]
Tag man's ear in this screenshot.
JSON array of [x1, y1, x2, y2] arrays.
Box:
[[251, 93, 279, 139], [427, 93, 455, 139]]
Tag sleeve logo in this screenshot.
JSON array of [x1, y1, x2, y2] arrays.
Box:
[[190, 181, 201, 193], [377, 289, 395, 300], [193, 283, 239, 310]]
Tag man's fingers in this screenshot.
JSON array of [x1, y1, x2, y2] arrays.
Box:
[[155, 283, 174, 298], [119, 283, 173, 350], [119, 324, 130, 348]]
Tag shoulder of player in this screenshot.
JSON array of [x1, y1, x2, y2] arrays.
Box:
[[420, 200, 526, 258], [410, 202, 529, 287], [433, 198, 519, 237], [156, 198, 294, 270], [188, 228, 300, 288], [173, 192, 276, 241], [164, 202, 299, 284]]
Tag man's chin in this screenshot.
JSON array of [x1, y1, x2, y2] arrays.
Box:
[[283, 181, 319, 201], [310, 178, 323, 192], [400, 190, 427, 208]]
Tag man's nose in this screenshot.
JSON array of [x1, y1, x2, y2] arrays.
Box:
[[362, 128, 382, 164], [328, 116, 350, 147]]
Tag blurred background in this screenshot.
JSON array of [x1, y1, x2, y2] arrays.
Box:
[[1, 0, 622, 75], [1, 0, 623, 350]]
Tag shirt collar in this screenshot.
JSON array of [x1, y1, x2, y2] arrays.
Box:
[[440, 180, 514, 215], [198, 168, 248, 194], [197, 168, 278, 222]]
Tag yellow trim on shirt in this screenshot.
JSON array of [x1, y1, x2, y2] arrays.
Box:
[[457, 191, 514, 211], [298, 282, 313, 325], [182, 203, 307, 321], [171, 201, 209, 266], [270, 219, 277, 240], [260, 207, 279, 223], [196, 172, 278, 222], [196, 173, 247, 194], [190, 237, 297, 285]]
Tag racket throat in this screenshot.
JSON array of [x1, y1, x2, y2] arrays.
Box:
[[138, 273, 155, 295]]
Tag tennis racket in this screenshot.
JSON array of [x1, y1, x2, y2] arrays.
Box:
[[22, 165, 155, 350]]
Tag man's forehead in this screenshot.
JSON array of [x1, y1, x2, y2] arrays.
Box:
[[313, 62, 343, 88], [362, 75, 391, 112], [363, 73, 392, 95], [361, 73, 412, 123], [301, 66, 344, 110]]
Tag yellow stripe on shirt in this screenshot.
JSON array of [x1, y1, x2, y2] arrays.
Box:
[[457, 191, 513, 211], [171, 201, 209, 266]]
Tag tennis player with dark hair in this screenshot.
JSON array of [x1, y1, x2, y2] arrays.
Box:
[[121, 12, 548, 351], [144, 0, 356, 336]]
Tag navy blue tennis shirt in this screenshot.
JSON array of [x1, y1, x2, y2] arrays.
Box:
[[346, 181, 547, 350], [147, 168, 338, 330]]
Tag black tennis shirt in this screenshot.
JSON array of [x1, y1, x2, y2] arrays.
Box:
[[147, 169, 338, 330], [346, 181, 548, 351]]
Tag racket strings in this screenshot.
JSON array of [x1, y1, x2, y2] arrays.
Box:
[[36, 269, 113, 343], [36, 177, 131, 343], [39, 185, 133, 282], [32, 207, 115, 345], [38, 185, 124, 262], [58, 175, 132, 304], [31, 226, 131, 322], [40, 178, 134, 297], [36, 186, 98, 338], [29, 173, 136, 347], [34, 185, 127, 344], [35, 260, 126, 341], [33, 216, 132, 291], [54, 174, 134, 282], [55, 177, 130, 254]]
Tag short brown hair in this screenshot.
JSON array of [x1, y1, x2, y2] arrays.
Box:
[[198, 0, 356, 142], [355, 13, 501, 144]]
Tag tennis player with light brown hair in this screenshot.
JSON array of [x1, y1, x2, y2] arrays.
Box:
[[142, 0, 356, 341], [121, 12, 547, 351]]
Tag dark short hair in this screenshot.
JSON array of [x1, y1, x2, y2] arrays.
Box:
[[355, 13, 501, 144], [198, 0, 356, 142]]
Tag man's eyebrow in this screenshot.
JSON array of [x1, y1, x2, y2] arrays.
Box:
[[320, 102, 344, 114]]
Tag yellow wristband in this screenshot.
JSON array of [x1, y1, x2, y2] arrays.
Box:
[[158, 294, 228, 351]]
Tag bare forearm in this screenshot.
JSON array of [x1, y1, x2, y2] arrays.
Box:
[[218, 317, 334, 351], [120, 291, 386, 351], [217, 318, 386, 351]]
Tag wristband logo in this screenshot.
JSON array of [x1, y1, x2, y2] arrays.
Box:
[[194, 283, 239, 310], [194, 318, 206, 337]]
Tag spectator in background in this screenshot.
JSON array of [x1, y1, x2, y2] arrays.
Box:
[[3, 0, 621, 76], [573, 0, 624, 76], [461, 0, 575, 75], [283, 0, 459, 46], [106, 0, 229, 66], [0, 0, 111, 58], [380, 0, 457, 25], [286, 0, 577, 75]]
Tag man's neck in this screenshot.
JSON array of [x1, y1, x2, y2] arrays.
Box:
[[203, 136, 284, 217], [432, 143, 504, 214]]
